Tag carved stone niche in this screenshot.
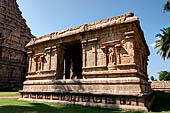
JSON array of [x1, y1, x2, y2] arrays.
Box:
[[33, 53, 45, 72], [101, 40, 121, 70]]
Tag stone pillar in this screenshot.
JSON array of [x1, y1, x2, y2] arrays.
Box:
[[124, 31, 135, 64], [82, 44, 87, 68], [92, 44, 97, 66], [45, 47, 52, 70], [56, 45, 65, 79], [27, 51, 33, 72], [49, 48, 52, 70], [101, 46, 108, 66], [116, 47, 121, 64]]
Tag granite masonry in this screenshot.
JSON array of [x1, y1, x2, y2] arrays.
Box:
[[152, 81, 170, 92], [0, 0, 33, 88], [19, 12, 154, 112]]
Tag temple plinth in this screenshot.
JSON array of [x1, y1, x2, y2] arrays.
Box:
[[19, 12, 154, 112]]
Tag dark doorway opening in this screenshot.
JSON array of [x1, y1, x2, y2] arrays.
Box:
[[64, 41, 82, 79]]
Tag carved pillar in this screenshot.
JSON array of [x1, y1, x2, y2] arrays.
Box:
[[34, 56, 39, 72], [45, 46, 53, 70], [116, 48, 121, 64], [92, 44, 97, 66], [27, 51, 33, 72], [29, 56, 33, 72], [129, 42, 135, 64], [82, 43, 87, 68], [101, 46, 107, 66], [124, 31, 135, 64], [49, 48, 52, 70], [40, 56, 45, 71], [56, 45, 65, 79]]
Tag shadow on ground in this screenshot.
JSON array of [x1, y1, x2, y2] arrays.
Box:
[[150, 92, 170, 112], [1, 92, 170, 113], [0, 102, 142, 113]]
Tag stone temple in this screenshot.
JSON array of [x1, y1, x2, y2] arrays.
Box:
[[0, 0, 33, 88], [19, 12, 154, 112]]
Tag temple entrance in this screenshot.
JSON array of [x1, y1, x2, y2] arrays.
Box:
[[64, 41, 82, 79]]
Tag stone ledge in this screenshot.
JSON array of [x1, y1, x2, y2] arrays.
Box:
[[82, 70, 138, 75], [151, 81, 170, 92], [19, 90, 153, 96], [26, 74, 56, 79], [23, 77, 141, 85]]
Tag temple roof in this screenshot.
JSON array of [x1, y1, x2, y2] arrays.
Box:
[[26, 12, 149, 55]]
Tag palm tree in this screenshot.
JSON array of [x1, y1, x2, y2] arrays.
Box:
[[164, 0, 170, 12], [164, 0, 170, 22], [155, 27, 170, 60]]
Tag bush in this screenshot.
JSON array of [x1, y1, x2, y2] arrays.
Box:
[[0, 86, 12, 91], [151, 76, 155, 81], [159, 71, 170, 81]]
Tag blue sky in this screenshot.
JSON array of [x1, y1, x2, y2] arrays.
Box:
[[17, 0, 170, 80]]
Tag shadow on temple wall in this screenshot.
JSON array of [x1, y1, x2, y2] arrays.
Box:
[[56, 79, 86, 92], [150, 92, 170, 112], [0, 102, 142, 113]]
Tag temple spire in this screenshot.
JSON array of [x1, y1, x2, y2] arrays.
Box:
[[0, 0, 33, 89]]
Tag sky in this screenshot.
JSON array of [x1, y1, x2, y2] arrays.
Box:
[[17, 0, 170, 80]]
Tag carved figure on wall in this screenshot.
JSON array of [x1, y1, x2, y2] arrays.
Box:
[[108, 47, 116, 65]]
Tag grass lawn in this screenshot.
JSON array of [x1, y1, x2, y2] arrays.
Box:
[[0, 92, 170, 113], [0, 92, 20, 96], [0, 98, 142, 113]]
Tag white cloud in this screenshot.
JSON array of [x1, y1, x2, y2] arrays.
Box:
[[150, 43, 156, 48]]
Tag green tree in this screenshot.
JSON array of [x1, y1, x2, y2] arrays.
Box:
[[155, 27, 170, 60], [159, 71, 170, 81], [164, 0, 170, 12], [150, 76, 155, 81], [155, 0, 170, 59], [164, 0, 170, 22]]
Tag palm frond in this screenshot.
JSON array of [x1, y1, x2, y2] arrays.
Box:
[[155, 33, 162, 38], [164, 0, 170, 12], [155, 27, 170, 60]]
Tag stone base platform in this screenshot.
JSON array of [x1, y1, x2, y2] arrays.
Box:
[[19, 77, 155, 112], [151, 81, 170, 92]]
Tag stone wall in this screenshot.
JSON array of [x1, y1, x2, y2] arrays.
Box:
[[0, 0, 33, 88], [151, 81, 170, 92]]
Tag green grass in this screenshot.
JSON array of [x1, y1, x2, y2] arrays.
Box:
[[0, 98, 142, 113], [150, 92, 170, 112], [0, 92, 20, 96]]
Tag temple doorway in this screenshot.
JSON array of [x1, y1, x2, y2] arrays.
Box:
[[64, 41, 82, 79]]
